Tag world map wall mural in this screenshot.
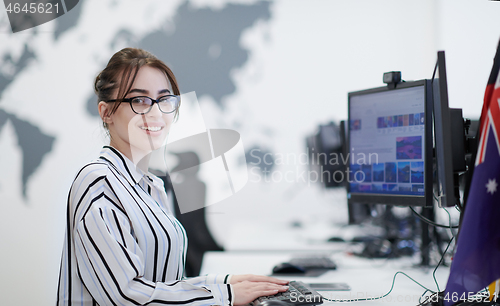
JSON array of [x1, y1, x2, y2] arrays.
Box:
[[0, 0, 271, 203]]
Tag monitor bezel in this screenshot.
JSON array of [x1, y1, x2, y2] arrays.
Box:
[[432, 50, 459, 207], [347, 79, 433, 207]]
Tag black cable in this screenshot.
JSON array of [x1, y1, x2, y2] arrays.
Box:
[[418, 291, 440, 306], [417, 212, 457, 305], [419, 289, 431, 304], [321, 208, 457, 304], [409, 206, 459, 229], [322, 271, 435, 303], [432, 236, 455, 292], [442, 207, 456, 239]]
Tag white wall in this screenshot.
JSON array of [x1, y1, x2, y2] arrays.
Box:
[[203, 0, 437, 245], [436, 0, 500, 119], [0, 0, 499, 305]]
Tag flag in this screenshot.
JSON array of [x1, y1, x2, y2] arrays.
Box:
[[488, 280, 500, 301], [444, 40, 500, 306]]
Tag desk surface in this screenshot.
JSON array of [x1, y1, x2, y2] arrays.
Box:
[[224, 220, 388, 252], [201, 251, 450, 306]]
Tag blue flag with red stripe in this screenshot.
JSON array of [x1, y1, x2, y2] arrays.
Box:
[[444, 40, 500, 305]]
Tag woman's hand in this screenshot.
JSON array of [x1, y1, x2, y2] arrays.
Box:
[[230, 274, 289, 285], [232, 281, 289, 306]]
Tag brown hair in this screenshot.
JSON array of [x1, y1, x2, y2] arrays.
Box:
[[94, 48, 181, 130]]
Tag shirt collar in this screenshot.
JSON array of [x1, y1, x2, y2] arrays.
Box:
[[99, 146, 146, 186], [145, 172, 165, 189]]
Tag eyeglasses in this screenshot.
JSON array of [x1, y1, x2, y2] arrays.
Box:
[[106, 95, 180, 115]]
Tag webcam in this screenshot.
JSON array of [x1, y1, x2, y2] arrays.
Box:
[[383, 71, 402, 89]]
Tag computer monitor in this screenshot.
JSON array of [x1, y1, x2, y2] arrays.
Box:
[[347, 80, 433, 207], [306, 121, 345, 188], [432, 51, 467, 207], [306, 121, 374, 224]]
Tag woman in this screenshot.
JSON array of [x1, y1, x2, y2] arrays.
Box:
[[56, 48, 288, 306]]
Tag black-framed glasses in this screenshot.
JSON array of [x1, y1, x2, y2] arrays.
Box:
[[106, 95, 180, 115]]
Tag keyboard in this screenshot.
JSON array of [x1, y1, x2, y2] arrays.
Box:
[[288, 256, 337, 270], [251, 281, 323, 306]]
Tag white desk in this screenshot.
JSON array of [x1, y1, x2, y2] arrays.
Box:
[[209, 209, 450, 306], [223, 220, 387, 252], [201, 250, 450, 306]]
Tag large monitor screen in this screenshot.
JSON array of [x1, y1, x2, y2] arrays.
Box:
[[347, 80, 432, 206]]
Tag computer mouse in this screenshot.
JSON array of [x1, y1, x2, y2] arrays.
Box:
[[256, 300, 292, 306], [272, 262, 306, 274], [327, 236, 345, 242]]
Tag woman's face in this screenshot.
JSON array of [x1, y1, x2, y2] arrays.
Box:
[[103, 65, 175, 161]]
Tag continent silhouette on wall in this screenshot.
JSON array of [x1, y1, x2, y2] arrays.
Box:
[[0, 45, 36, 100], [0, 109, 55, 199], [86, 1, 272, 117]]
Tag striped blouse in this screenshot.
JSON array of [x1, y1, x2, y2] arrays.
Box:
[[56, 146, 233, 306]]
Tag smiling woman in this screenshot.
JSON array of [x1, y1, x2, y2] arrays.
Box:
[[99, 65, 176, 167], [95, 48, 181, 168], [55, 48, 289, 306]]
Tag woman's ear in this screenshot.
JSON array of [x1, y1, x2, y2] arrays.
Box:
[[98, 101, 113, 124]]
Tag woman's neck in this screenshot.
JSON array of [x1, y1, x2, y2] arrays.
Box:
[[108, 141, 151, 173], [136, 154, 151, 173]]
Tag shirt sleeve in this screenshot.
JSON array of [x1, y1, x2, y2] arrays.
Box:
[[185, 274, 233, 285], [74, 194, 233, 306]]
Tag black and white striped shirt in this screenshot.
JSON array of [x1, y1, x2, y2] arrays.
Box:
[[56, 146, 233, 306]]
